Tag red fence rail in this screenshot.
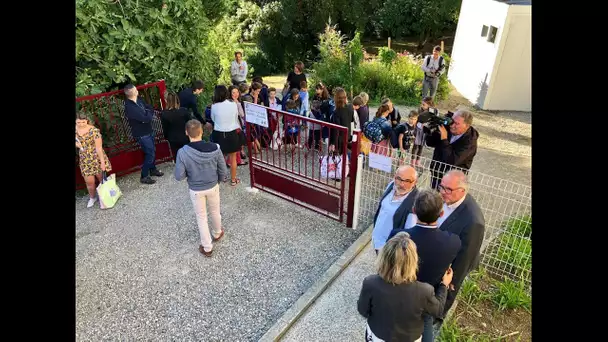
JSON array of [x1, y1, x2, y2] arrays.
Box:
[[75, 80, 171, 190], [243, 102, 353, 223]]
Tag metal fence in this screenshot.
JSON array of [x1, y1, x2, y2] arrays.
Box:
[[356, 141, 532, 289]]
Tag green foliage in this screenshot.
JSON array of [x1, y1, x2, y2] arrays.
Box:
[[234, 0, 263, 41], [378, 0, 460, 41], [436, 319, 494, 342], [459, 269, 490, 305], [313, 26, 450, 105], [491, 279, 531, 312], [491, 215, 532, 281], [378, 47, 397, 65], [76, 0, 220, 97]]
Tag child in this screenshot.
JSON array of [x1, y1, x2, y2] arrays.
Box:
[[252, 76, 269, 106], [267, 87, 282, 149], [284, 99, 301, 150], [412, 97, 435, 167], [364, 104, 393, 156], [307, 100, 323, 151], [174, 119, 228, 257], [299, 80, 310, 117], [393, 110, 419, 160], [353, 95, 367, 127]]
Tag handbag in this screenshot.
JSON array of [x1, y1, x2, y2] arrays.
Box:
[[97, 171, 122, 209], [320, 153, 350, 180]]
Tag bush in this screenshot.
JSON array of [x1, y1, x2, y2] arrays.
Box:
[[312, 24, 450, 105], [76, 0, 221, 96]]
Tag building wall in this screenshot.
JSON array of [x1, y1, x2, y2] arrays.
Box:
[[448, 0, 509, 107], [484, 5, 532, 111]]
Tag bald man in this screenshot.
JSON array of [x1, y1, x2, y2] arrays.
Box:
[[371, 165, 419, 254], [425, 109, 479, 190], [433, 170, 485, 331]]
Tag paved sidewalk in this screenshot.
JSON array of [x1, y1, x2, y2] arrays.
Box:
[[281, 242, 376, 341], [76, 163, 363, 341]]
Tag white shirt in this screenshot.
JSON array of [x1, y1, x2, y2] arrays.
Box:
[[404, 194, 468, 229], [437, 194, 467, 227], [211, 100, 240, 132]]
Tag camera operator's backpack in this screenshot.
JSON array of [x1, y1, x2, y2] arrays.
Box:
[[363, 117, 386, 144], [426, 55, 444, 73]]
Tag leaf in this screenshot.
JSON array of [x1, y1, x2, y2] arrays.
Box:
[[121, 19, 130, 31]]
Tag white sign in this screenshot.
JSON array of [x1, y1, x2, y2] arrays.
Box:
[[244, 102, 269, 128], [368, 152, 392, 173]]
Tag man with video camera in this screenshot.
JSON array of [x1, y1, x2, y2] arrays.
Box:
[[423, 109, 479, 190]]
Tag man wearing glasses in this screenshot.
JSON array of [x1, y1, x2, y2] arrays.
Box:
[[371, 166, 419, 254], [425, 109, 479, 190], [433, 170, 485, 334]]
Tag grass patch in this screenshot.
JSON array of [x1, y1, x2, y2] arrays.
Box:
[[487, 215, 532, 283], [491, 279, 531, 312]]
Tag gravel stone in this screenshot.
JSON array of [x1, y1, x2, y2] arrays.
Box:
[[76, 163, 362, 341]]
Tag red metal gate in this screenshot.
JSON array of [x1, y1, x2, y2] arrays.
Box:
[[75, 80, 171, 190], [244, 103, 360, 226]]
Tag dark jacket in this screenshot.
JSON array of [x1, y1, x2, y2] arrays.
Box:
[[178, 88, 205, 124], [388, 107, 401, 128], [329, 103, 355, 151], [287, 71, 307, 91], [357, 105, 370, 125], [259, 84, 270, 107], [358, 275, 447, 342], [389, 225, 461, 288], [439, 194, 485, 290], [124, 98, 155, 138], [425, 126, 479, 171], [373, 183, 418, 233], [160, 108, 192, 147]]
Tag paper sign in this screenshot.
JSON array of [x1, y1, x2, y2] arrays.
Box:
[[244, 102, 269, 128], [368, 152, 392, 173]]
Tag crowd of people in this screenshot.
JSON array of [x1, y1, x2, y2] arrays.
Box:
[[76, 47, 485, 339]]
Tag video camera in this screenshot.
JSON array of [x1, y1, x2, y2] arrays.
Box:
[[417, 109, 454, 131]]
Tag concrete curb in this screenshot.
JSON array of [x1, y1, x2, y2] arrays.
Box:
[[259, 225, 373, 342]]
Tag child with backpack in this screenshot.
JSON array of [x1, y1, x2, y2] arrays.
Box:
[[411, 97, 435, 167], [363, 104, 393, 156], [307, 100, 323, 151], [393, 110, 419, 160], [283, 99, 302, 151]]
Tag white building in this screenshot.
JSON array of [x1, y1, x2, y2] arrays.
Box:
[[448, 0, 531, 112]]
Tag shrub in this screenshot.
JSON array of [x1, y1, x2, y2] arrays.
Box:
[[378, 47, 397, 65]]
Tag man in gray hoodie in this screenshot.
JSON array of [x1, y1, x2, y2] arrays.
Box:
[[175, 119, 229, 257]]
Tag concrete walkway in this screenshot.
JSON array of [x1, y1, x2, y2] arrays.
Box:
[[76, 163, 363, 341], [280, 242, 375, 341]]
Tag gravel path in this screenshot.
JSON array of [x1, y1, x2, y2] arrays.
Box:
[[76, 164, 361, 341]]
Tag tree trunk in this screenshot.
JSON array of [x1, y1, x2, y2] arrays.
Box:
[[417, 29, 429, 51]]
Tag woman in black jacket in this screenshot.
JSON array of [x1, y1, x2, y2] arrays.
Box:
[[358, 232, 453, 342], [161, 92, 192, 162]]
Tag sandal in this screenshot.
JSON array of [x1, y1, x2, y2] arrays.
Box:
[[230, 178, 241, 186]]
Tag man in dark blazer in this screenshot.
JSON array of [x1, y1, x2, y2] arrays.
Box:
[[371, 166, 419, 254], [387, 188, 461, 341], [425, 109, 479, 189], [434, 170, 485, 331]]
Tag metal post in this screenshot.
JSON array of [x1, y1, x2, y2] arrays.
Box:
[[346, 130, 361, 228]]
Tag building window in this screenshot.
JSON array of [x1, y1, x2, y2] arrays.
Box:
[[488, 26, 498, 43], [481, 25, 489, 37]]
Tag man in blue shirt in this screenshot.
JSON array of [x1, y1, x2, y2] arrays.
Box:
[[178, 80, 206, 124], [371, 165, 419, 254], [124, 84, 164, 184]]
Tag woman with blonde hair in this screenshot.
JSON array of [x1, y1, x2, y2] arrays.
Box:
[[357, 232, 453, 342], [75, 111, 112, 208]]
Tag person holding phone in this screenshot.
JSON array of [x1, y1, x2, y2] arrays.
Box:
[[387, 189, 461, 342], [358, 232, 453, 342]]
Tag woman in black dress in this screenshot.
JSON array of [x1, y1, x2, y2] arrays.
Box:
[[160, 91, 193, 162]]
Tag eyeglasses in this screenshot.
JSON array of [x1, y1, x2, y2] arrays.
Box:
[[438, 184, 464, 194], [395, 176, 415, 183]]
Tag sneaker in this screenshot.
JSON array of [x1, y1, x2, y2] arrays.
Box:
[[198, 245, 212, 257], [87, 197, 97, 208], [140, 176, 156, 184], [150, 169, 164, 177]]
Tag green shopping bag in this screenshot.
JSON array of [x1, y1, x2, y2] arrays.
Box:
[[97, 171, 122, 209]]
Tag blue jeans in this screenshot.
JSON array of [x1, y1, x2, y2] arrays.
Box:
[[136, 134, 156, 178], [422, 314, 435, 342]]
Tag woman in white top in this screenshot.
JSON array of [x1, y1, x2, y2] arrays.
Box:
[[211, 85, 243, 186]]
